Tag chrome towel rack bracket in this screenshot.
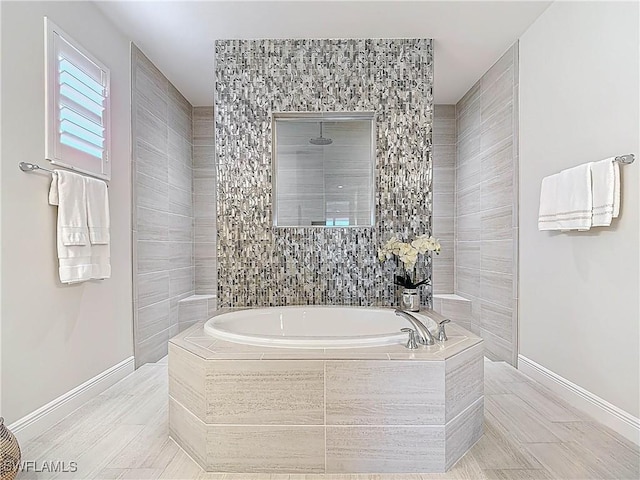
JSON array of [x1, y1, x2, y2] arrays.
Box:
[[614, 154, 635, 164], [19, 162, 55, 174]]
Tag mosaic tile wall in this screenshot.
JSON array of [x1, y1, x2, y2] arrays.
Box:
[[215, 39, 434, 307]]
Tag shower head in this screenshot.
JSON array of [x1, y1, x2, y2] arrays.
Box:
[[309, 136, 332, 146], [309, 122, 333, 145]]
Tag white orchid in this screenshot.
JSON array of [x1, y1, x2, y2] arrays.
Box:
[[378, 236, 401, 261], [398, 243, 418, 270], [377, 233, 442, 288], [384, 236, 401, 254], [411, 234, 441, 254]]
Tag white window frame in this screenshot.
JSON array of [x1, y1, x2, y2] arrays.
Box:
[[45, 17, 111, 180]]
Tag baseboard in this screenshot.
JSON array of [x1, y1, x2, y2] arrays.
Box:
[[518, 354, 640, 446], [8, 356, 135, 445]]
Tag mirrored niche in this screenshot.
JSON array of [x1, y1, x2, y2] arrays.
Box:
[[272, 112, 376, 227]]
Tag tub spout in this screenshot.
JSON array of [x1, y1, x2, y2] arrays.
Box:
[[394, 309, 435, 346]]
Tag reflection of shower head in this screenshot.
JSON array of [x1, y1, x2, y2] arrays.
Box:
[[309, 122, 333, 145], [310, 136, 332, 145]]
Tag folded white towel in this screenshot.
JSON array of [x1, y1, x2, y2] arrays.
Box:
[[49, 170, 93, 283], [57, 253, 94, 284], [538, 163, 593, 231], [84, 176, 111, 279], [48, 171, 88, 246], [85, 176, 110, 244], [591, 158, 620, 227], [90, 245, 111, 280]]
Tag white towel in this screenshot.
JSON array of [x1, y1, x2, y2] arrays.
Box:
[[591, 158, 620, 227], [85, 177, 110, 244], [49, 170, 93, 283], [48, 171, 88, 246], [84, 177, 111, 280], [90, 246, 111, 280], [538, 163, 593, 231]]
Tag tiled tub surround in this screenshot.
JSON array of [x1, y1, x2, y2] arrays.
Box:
[[168, 314, 484, 474], [215, 39, 434, 308], [454, 43, 519, 365]]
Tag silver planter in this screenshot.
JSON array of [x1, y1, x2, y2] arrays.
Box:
[[401, 288, 420, 312]]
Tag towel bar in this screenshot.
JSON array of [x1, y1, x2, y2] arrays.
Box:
[[18, 162, 108, 184]]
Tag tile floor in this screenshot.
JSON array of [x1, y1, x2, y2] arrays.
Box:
[[16, 357, 640, 480]]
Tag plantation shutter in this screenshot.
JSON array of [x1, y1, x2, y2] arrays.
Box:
[[45, 18, 111, 180]]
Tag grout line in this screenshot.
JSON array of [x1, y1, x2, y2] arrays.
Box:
[[137, 235, 195, 244], [135, 172, 195, 197], [324, 361, 327, 473], [137, 205, 194, 219]]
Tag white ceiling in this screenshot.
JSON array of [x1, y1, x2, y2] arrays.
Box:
[[96, 0, 551, 106]]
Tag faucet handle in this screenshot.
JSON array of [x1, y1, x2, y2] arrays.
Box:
[[401, 328, 419, 350], [437, 318, 450, 342]]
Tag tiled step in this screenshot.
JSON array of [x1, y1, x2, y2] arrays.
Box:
[[432, 293, 473, 331], [177, 294, 217, 332]]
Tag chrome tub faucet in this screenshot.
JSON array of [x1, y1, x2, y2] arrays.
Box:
[[395, 309, 435, 346]]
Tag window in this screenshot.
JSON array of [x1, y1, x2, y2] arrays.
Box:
[[272, 112, 376, 228], [45, 18, 111, 180]]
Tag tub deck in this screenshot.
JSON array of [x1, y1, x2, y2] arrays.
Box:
[[168, 309, 484, 474]]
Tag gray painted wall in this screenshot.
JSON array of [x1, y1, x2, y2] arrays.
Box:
[[519, 1, 639, 417], [0, 1, 133, 423]]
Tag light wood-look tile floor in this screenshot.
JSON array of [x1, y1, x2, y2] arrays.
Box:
[[17, 358, 639, 480]]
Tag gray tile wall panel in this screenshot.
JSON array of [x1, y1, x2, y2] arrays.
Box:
[[454, 42, 519, 365], [132, 45, 195, 366]]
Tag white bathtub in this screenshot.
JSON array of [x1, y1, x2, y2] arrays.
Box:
[[203, 306, 440, 349]]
